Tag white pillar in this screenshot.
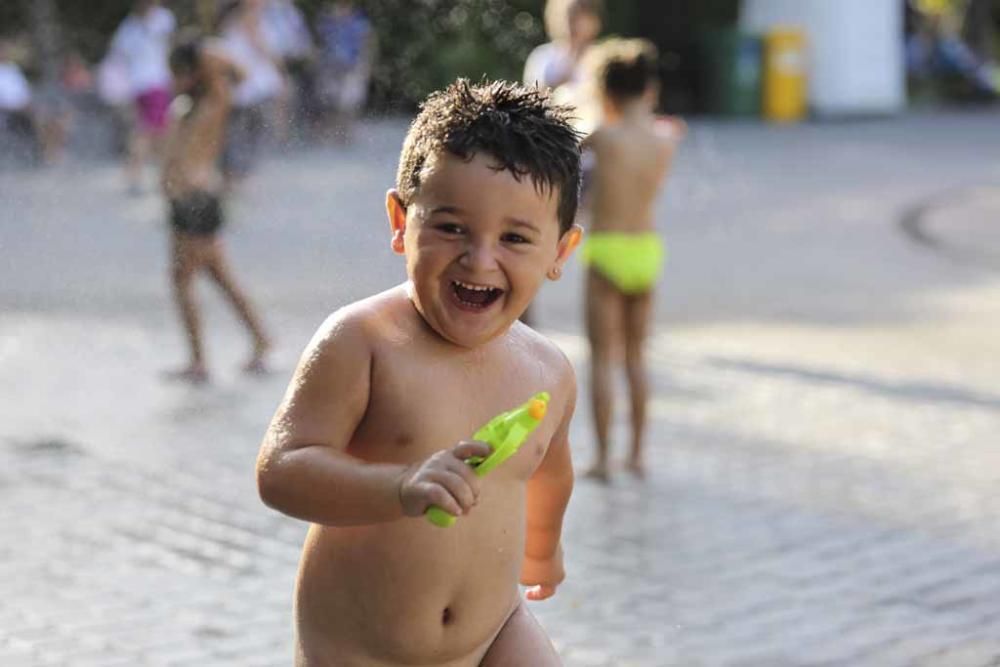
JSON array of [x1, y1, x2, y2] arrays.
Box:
[[741, 0, 906, 115]]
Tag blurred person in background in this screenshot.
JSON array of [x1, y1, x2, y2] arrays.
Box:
[[32, 85, 73, 166], [11, 40, 74, 166], [217, 0, 285, 186], [962, 0, 1000, 64], [107, 0, 176, 192], [523, 0, 602, 97], [261, 0, 314, 145], [315, 0, 373, 144], [96, 49, 135, 157], [0, 38, 38, 162], [61, 51, 93, 98], [578, 39, 685, 482], [162, 31, 271, 383], [54, 51, 95, 159], [906, 0, 1000, 97], [520, 0, 602, 327]]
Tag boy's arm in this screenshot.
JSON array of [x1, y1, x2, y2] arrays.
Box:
[[256, 312, 406, 526], [521, 361, 576, 600], [257, 309, 488, 526]]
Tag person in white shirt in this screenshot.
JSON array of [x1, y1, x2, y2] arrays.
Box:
[[0, 52, 32, 113], [521, 0, 602, 326], [218, 0, 285, 183], [96, 51, 134, 156], [261, 0, 314, 144], [262, 0, 313, 62], [314, 1, 374, 143], [0, 39, 37, 161], [523, 0, 602, 92], [107, 0, 176, 191]]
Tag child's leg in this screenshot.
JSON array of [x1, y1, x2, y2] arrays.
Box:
[[623, 291, 653, 477], [127, 130, 150, 192], [480, 602, 561, 666], [168, 232, 209, 381], [203, 239, 271, 371], [585, 270, 623, 481]]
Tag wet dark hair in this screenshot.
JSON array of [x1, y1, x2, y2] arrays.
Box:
[[396, 79, 582, 235], [597, 39, 659, 102], [169, 30, 203, 76]]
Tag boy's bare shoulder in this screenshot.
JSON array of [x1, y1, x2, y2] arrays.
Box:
[[310, 285, 415, 353], [508, 321, 577, 390]]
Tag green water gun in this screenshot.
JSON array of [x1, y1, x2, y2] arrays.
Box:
[[425, 392, 550, 528]]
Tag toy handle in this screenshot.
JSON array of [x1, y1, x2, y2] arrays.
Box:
[[423, 428, 519, 527], [425, 505, 457, 528]]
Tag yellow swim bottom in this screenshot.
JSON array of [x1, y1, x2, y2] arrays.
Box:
[[581, 232, 665, 295]]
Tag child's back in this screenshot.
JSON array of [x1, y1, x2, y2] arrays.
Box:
[[587, 117, 676, 233], [580, 39, 684, 482]]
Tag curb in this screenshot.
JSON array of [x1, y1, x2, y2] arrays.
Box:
[[900, 184, 1000, 270]]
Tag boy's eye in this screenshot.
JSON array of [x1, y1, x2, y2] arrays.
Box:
[[435, 223, 464, 235], [502, 232, 531, 244]]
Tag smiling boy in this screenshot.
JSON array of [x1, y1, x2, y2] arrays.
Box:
[[256, 80, 583, 665]]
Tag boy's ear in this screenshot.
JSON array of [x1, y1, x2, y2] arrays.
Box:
[[548, 224, 584, 280], [386, 189, 407, 255]]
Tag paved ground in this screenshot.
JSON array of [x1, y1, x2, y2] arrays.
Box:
[[2, 110, 1000, 666]]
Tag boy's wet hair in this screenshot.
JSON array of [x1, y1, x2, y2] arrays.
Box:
[[593, 38, 659, 103], [397, 79, 582, 235]]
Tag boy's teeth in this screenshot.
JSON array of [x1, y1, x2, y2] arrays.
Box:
[[454, 280, 494, 292]]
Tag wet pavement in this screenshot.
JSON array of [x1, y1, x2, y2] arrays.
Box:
[[2, 111, 1000, 666]]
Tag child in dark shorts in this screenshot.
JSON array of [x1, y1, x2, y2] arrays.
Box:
[[170, 190, 224, 236], [161, 33, 271, 383]]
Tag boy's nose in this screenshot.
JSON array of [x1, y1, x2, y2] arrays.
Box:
[[459, 240, 500, 272]]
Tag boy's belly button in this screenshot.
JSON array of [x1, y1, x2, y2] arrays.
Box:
[[442, 606, 453, 625]]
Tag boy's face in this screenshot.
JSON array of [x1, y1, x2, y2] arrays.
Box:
[[388, 151, 580, 348]]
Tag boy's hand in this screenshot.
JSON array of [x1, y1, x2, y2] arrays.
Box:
[[520, 545, 565, 601], [398, 441, 492, 519]]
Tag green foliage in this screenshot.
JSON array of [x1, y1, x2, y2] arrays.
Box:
[[8, 0, 552, 110], [345, 0, 547, 110]]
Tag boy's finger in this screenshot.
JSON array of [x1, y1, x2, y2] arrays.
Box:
[[432, 470, 477, 510], [452, 440, 492, 461], [445, 456, 483, 496], [525, 585, 555, 601], [424, 484, 463, 517]]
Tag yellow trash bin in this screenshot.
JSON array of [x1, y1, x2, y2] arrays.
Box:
[[763, 27, 807, 122]]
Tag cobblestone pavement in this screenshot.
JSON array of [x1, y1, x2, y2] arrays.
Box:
[[2, 112, 1000, 666]]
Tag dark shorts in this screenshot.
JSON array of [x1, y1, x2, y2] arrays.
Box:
[[170, 191, 224, 236]]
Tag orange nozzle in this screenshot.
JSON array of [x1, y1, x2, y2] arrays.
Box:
[[528, 398, 547, 421]]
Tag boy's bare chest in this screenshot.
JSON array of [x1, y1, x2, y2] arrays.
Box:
[[350, 346, 555, 471]]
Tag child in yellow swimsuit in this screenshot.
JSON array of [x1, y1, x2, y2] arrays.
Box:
[[580, 38, 685, 481]]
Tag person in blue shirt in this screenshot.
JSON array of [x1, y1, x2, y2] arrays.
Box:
[[315, 1, 374, 143]]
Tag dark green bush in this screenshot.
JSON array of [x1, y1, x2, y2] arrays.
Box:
[[320, 0, 547, 111]]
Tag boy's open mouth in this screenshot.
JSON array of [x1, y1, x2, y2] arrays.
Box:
[[450, 280, 504, 310]]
